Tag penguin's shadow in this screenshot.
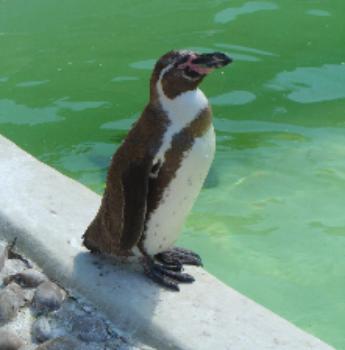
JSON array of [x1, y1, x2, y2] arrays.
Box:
[[72, 251, 160, 344]]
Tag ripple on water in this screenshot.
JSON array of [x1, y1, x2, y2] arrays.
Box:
[[229, 52, 261, 62], [214, 43, 278, 62], [111, 76, 139, 82], [210, 90, 256, 106], [100, 114, 138, 130], [266, 64, 345, 103], [55, 142, 115, 171], [46, 142, 115, 193], [129, 59, 156, 70], [0, 99, 62, 125], [214, 1, 278, 24], [0, 98, 110, 126], [54, 98, 110, 111], [215, 43, 277, 57], [306, 9, 331, 17], [16, 80, 49, 88], [310, 222, 345, 236]]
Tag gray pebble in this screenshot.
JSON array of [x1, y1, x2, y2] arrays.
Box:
[[1, 259, 28, 278], [32, 281, 65, 313], [0, 330, 24, 350], [105, 338, 128, 350], [35, 336, 84, 350], [0, 243, 8, 272], [72, 315, 108, 342], [18, 346, 36, 350], [31, 317, 53, 343], [52, 299, 79, 327], [4, 269, 47, 288], [79, 344, 104, 350], [0, 282, 27, 323], [105, 339, 153, 350]]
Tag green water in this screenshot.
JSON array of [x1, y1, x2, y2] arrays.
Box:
[[1, 0, 345, 347]]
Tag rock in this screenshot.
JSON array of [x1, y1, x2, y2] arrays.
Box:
[[7, 242, 32, 269], [32, 281, 65, 313], [35, 337, 84, 350], [31, 317, 53, 343], [83, 344, 104, 350], [18, 346, 36, 350], [71, 315, 108, 342], [105, 339, 154, 350], [0, 243, 9, 272], [0, 330, 24, 350], [0, 283, 27, 323], [4, 269, 47, 288], [0, 259, 28, 279], [52, 299, 78, 327], [105, 338, 128, 350]]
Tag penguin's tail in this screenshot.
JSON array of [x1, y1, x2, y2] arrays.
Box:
[[82, 219, 102, 254]]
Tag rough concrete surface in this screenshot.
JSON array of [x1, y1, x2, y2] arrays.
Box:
[[0, 134, 335, 350]]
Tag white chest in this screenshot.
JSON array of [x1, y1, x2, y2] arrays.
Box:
[[142, 125, 215, 255]]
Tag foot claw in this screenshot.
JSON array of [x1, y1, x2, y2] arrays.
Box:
[[155, 247, 203, 267], [144, 259, 195, 291], [154, 264, 195, 283], [145, 268, 180, 291], [154, 259, 183, 272]]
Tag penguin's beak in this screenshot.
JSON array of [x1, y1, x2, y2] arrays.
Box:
[[191, 52, 233, 69], [183, 52, 232, 75], [177, 51, 232, 78]]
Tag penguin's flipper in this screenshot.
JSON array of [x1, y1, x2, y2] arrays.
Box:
[[120, 159, 152, 251]]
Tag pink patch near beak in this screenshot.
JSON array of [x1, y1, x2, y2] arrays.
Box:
[[189, 64, 214, 75], [178, 55, 214, 75]]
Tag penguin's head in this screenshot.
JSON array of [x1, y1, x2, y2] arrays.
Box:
[[151, 50, 232, 99]]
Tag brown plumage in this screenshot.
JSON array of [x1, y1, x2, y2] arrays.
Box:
[[83, 104, 169, 255]]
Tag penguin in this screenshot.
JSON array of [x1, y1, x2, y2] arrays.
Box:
[[83, 50, 232, 291]]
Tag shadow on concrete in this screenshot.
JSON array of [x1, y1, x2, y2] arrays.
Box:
[[71, 251, 165, 349]]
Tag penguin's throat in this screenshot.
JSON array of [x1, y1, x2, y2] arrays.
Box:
[[157, 80, 208, 125], [155, 64, 209, 124]]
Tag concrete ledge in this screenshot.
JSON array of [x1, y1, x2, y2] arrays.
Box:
[[0, 134, 334, 350]]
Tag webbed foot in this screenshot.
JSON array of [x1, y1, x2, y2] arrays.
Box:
[[155, 247, 203, 267], [143, 258, 194, 291]]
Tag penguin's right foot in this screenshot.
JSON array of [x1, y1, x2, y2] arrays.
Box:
[[143, 258, 195, 291], [155, 247, 203, 267]]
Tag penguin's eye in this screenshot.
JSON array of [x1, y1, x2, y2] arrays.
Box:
[[175, 55, 202, 80], [175, 55, 190, 67]]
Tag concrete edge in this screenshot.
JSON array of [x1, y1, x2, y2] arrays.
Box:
[[0, 134, 335, 350]]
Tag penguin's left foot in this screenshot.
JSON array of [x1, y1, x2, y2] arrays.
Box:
[[144, 258, 195, 291], [155, 247, 203, 267]]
